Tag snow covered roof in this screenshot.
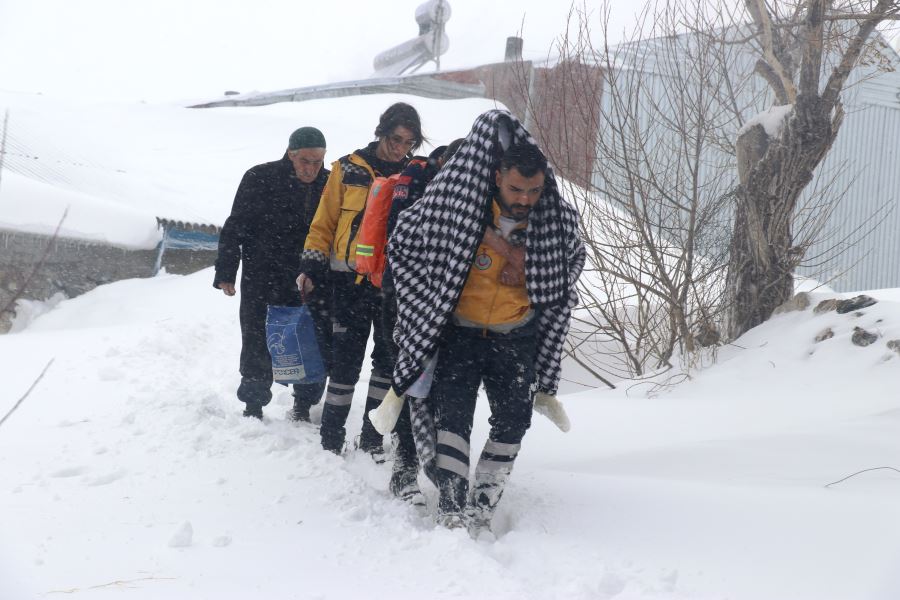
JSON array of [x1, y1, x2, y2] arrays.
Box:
[[0, 91, 504, 249]]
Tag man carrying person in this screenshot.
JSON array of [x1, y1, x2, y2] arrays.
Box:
[[214, 127, 332, 421], [387, 110, 585, 536]]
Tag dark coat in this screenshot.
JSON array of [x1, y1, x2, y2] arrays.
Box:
[[214, 154, 329, 303]]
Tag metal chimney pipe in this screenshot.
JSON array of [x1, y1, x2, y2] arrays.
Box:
[[505, 36, 523, 62]]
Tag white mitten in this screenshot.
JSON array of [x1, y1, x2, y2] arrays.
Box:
[[368, 387, 405, 435], [533, 392, 571, 432]]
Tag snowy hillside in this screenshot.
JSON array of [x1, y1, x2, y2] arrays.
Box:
[[1, 269, 900, 599], [0, 90, 504, 248]]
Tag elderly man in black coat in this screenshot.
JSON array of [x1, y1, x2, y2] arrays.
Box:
[[214, 127, 331, 420]]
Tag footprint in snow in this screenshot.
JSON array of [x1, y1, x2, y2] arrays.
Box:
[[168, 521, 193, 548], [84, 469, 126, 487], [98, 365, 125, 381], [50, 466, 89, 478]]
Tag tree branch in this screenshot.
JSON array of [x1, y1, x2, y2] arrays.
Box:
[[799, 0, 826, 96], [822, 0, 897, 108], [746, 0, 798, 102], [0, 359, 54, 430]]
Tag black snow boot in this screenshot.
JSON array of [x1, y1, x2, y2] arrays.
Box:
[[389, 462, 426, 510], [290, 381, 324, 422], [288, 398, 312, 422], [355, 435, 386, 464], [435, 471, 469, 529], [242, 402, 264, 420]]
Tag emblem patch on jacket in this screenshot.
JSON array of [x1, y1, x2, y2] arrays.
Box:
[[475, 252, 492, 270]]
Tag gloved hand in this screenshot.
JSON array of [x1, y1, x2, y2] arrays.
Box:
[[296, 273, 315, 294], [368, 387, 405, 435], [533, 391, 571, 432]]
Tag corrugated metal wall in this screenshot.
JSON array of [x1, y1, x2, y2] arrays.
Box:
[[800, 97, 900, 291]]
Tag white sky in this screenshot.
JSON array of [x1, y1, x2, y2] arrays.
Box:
[[0, 0, 896, 104], [0, 0, 640, 103]]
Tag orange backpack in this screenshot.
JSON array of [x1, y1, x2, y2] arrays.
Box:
[[355, 159, 425, 288]]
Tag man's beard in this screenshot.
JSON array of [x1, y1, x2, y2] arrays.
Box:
[[508, 205, 531, 221], [498, 196, 531, 221]]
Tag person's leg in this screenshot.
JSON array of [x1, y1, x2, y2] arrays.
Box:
[[387, 396, 427, 506], [306, 277, 334, 375], [430, 327, 482, 525], [380, 286, 400, 365], [469, 331, 537, 532], [379, 288, 423, 489], [320, 274, 370, 452], [407, 395, 438, 485], [290, 380, 324, 422], [237, 292, 274, 418], [358, 285, 390, 455]]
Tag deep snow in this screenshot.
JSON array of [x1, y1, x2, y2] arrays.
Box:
[[1, 269, 900, 599]]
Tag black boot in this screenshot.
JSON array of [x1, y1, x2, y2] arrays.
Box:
[[242, 402, 264, 420], [237, 378, 271, 420], [357, 394, 385, 461], [355, 435, 386, 464], [320, 402, 349, 454], [289, 397, 311, 422], [435, 470, 469, 529], [389, 462, 426, 510], [290, 381, 324, 422]]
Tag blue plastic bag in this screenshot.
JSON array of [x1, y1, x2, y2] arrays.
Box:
[[265, 305, 326, 385]]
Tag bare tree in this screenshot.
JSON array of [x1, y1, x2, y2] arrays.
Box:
[[518, 1, 758, 381], [512, 0, 897, 384], [726, 0, 900, 339]]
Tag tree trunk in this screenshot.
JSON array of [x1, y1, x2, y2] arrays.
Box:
[[727, 94, 837, 340], [726, 185, 795, 339]]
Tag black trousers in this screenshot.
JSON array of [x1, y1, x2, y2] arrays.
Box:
[[236, 281, 332, 409], [320, 273, 393, 452], [430, 323, 537, 515], [381, 288, 418, 469]]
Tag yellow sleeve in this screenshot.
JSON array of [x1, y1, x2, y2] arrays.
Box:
[[304, 160, 344, 255]]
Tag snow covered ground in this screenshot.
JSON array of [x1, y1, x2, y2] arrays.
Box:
[[1, 270, 900, 599]]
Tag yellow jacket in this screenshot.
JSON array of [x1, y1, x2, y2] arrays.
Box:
[[454, 201, 533, 329], [304, 153, 377, 272]]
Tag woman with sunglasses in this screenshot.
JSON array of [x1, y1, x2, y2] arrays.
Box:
[[297, 102, 424, 463]]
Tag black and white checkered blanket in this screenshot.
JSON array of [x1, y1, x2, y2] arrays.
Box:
[[388, 110, 585, 395]]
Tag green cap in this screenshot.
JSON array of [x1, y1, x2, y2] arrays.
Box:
[[288, 127, 326, 150]]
